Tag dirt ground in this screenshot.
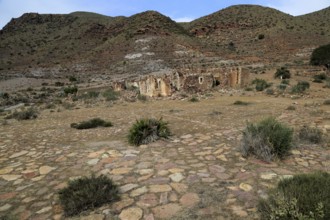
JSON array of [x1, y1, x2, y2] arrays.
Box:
[[0, 74, 330, 219]]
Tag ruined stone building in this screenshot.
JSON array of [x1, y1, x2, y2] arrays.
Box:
[[112, 66, 250, 97]]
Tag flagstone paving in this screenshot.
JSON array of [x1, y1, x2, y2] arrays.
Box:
[[0, 95, 329, 219]]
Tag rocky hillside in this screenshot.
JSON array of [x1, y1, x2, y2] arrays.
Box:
[[0, 4, 329, 80]]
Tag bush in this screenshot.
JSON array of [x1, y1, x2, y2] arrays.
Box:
[[277, 84, 287, 91], [286, 105, 296, 111], [83, 91, 99, 99], [64, 86, 78, 95], [5, 107, 38, 120], [137, 94, 147, 102], [58, 175, 119, 217], [324, 99, 330, 105], [275, 67, 291, 79], [252, 79, 271, 91], [265, 88, 274, 95], [55, 81, 65, 87], [310, 43, 330, 66], [189, 96, 199, 102], [71, 118, 112, 129], [313, 73, 327, 82], [233, 100, 250, 105], [259, 172, 330, 220], [299, 126, 323, 144], [291, 81, 310, 94], [128, 118, 170, 146], [240, 117, 293, 162], [103, 89, 119, 101], [69, 76, 77, 82], [258, 34, 265, 40], [281, 79, 290, 85]]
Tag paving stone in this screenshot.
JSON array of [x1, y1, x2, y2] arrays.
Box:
[[152, 203, 182, 219], [0, 175, 22, 181], [0, 167, 13, 175], [39, 166, 55, 175], [231, 205, 248, 217], [130, 186, 148, 197], [113, 198, 135, 211], [119, 207, 143, 220], [179, 193, 200, 207], [110, 168, 133, 175], [239, 183, 253, 192], [260, 172, 277, 180], [80, 214, 105, 220], [0, 204, 12, 212], [87, 158, 99, 165], [169, 173, 184, 182], [137, 193, 158, 208], [9, 150, 28, 159], [170, 183, 188, 193], [149, 184, 172, 193], [120, 183, 139, 193], [36, 206, 52, 214]]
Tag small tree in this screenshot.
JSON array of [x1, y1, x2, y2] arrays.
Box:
[[310, 43, 330, 66], [275, 67, 291, 79]]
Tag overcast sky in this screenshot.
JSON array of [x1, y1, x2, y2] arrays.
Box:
[[0, 0, 329, 29]]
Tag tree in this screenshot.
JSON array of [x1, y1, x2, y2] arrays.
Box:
[[310, 43, 330, 67]]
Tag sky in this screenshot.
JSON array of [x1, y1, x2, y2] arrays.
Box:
[[0, 0, 329, 29]]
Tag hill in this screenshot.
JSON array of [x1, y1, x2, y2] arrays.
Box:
[[0, 4, 329, 80]]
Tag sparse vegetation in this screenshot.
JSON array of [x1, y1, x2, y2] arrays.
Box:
[[58, 175, 119, 217], [5, 107, 38, 120], [275, 67, 291, 79], [233, 100, 250, 105], [299, 126, 323, 144], [313, 73, 327, 83], [286, 105, 296, 110], [241, 117, 293, 162], [102, 89, 119, 101], [71, 118, 113, 129], [259, 171, 330, 220], [128, 118, 170, 146]]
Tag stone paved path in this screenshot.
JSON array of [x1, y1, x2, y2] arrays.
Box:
[[0, 96, 329, 219]]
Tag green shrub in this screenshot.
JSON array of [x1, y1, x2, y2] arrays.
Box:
[[324, 99, 330, 105], [259, 172, 330, 220], [291, 81, 310, 94], [252, 79, 271, 91], [128, 118, 170, 146], [64, 86, 78, 95], [310, 43, 330, 66], [103, 89, 119, 101], [5, 107, 38, 120], [233, 100, 250, 105], [244, 87, 254, 91], [240, 117, 293, 162], [189, 96, 199, 102], [299, 126, 323, 144], [58, 175, 119, 217], [71, 118, 112, 129], [281, 79, 290, 85], [275, 67, 291, 79]]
